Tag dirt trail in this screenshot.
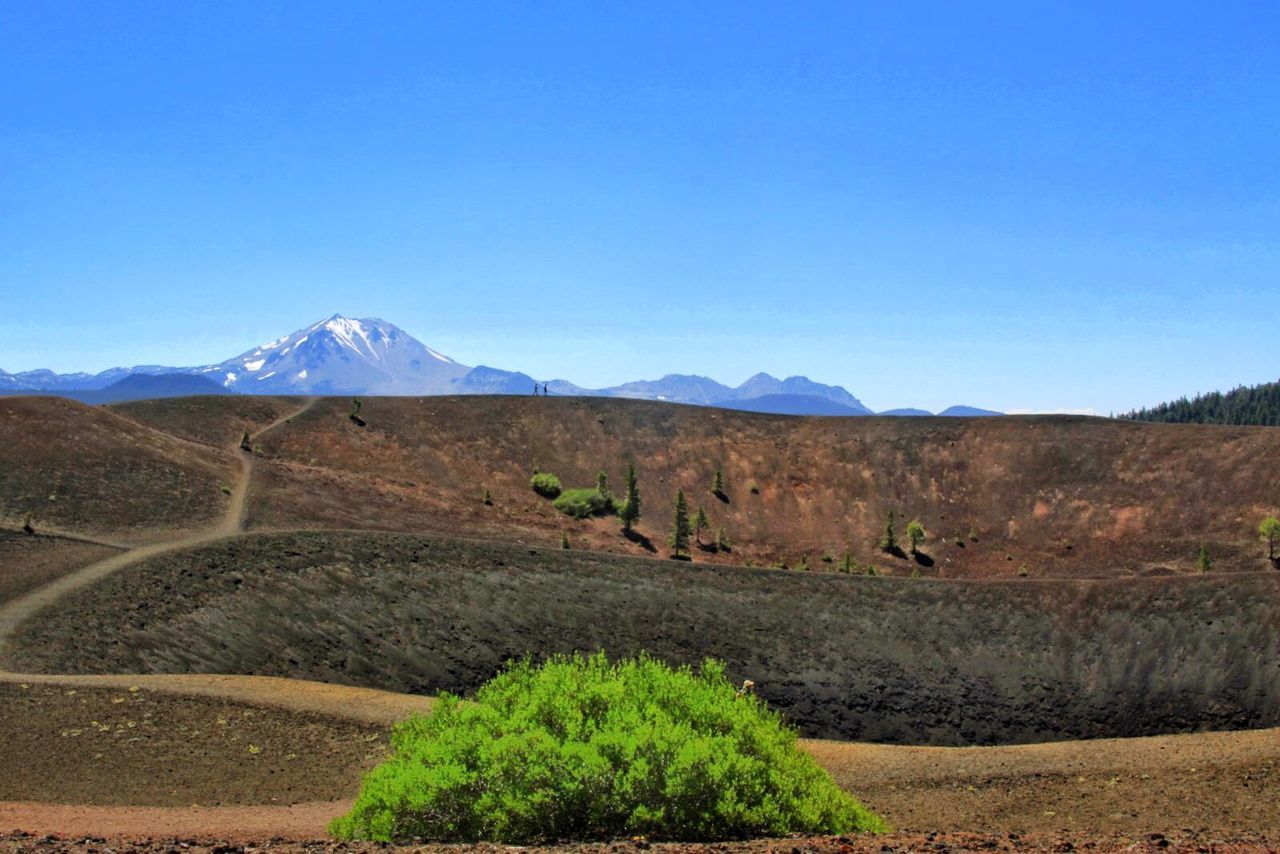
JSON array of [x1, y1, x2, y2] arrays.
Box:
[[0, 801, 345, 842], [227, 398, 317, 533], [0, 671, 433, 726], [0, 524, 129, 551], [0, 398, 317, 659]]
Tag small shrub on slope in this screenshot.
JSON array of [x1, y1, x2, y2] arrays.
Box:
[[530, 472, 562, 499], [330, 653, 884, 844], [553, 487, 617, 519]]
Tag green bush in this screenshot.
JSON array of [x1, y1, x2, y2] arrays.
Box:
[[553, 487, 616, 520], [530, 472, 563, 499], [331, 653, 883, 843]]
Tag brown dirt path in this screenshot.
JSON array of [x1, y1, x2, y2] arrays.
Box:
[[0, 672, 433, 726], [0, 801, 345, 842], [228, 398, 317, 533]]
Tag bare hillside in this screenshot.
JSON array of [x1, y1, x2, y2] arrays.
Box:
[[237, 396, 1280, 577], [0, 397, 239, 541]]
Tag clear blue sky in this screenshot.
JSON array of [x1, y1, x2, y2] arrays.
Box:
[[3, 2, 1277, 413]]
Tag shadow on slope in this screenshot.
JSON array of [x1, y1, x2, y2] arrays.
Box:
[[8, 531, 1278, 747]]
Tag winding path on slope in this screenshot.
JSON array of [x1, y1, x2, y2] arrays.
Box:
[[0, 397, 318, 659]]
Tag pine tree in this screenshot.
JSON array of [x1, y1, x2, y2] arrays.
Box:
[[349, 397, 362, 421], [669, 489, 691, 558], [716, 526, 731, 552], [712, 469, 726, 499], [1119, 379, 1280, 426], [1196, 544, 1211, 573], [841, 553, 853, 573], [240, 430, 252, 452], [483, 489, 493, 506], [694, 505, 710, 545], [596, 471, 609, 498], [619, 463, 641, 534], [560, 531, 570, 550], [879, 510, 898, 553]]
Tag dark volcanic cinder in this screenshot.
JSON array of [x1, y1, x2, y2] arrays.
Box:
[[6, 531, 1279, 746]]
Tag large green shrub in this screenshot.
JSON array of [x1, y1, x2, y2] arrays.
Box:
[[553, 487, 616, 519], [330, 653, 884, 843], [530, 472, 562, 499]]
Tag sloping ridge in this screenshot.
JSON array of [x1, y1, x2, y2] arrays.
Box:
[[0, 397, 241, 539]]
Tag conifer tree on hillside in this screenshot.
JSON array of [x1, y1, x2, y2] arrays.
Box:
[[879, 510, 898, 553], [712, 468, 726, 499], [1196, 544, 1212, 573], [670, 489, 691, 558], [597, 471, 609, 498], [694, 505, 710, 545], [619, 462, 641, 534], [1119, 379, 1280, 426]]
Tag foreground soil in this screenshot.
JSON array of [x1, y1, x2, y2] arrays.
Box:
[[1, 829, 1275, 852], [9, 530, 1278, 745], [0, 676, 1276, 849], [0, 683, 386, 806]]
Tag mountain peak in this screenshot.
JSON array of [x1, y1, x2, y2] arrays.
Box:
[[205, 315, 469, 394]]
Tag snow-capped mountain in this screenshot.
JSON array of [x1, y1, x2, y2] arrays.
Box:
[[195, 315, 470, 395]]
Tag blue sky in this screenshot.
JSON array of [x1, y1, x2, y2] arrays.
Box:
[[2, 1, 1277, 413]]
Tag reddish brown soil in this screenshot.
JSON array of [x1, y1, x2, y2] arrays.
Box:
[[240, 396, 1280, 577], [0, 397, 239, 543], [0, 827, 1275, 852], [0, 532, 120, 604], [0, 683, 385, 806], [5, 393, 1277, 576], [819, 729, 1280, 835]]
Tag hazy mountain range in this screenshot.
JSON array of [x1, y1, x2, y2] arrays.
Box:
[[0, 314, 1001, 415]]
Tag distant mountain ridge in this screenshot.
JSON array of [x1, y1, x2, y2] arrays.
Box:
[[0, 314, 1002, 416], [0, 372, 230, 405]]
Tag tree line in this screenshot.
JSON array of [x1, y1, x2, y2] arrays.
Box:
[[1118, 379, 1280, 426]]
